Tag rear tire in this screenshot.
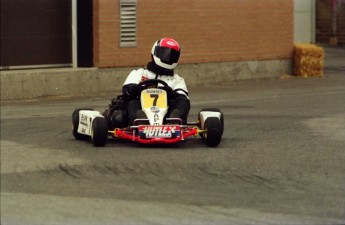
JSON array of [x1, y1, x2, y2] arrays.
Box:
[[72, 108, 93, 140], [91, 117, 108, 147], [204, 117, 222, 147]]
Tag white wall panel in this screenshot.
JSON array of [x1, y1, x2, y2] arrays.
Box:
[[294, 0, 316, 43]]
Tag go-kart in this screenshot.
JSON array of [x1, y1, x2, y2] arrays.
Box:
[[72, 79, 224, 147]]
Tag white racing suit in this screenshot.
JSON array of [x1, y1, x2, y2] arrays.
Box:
[[123, 68, 190, 124]]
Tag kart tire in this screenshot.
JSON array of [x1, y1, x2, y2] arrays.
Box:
[[91, 117, 108, 147], [204, 117, 222, 147], [199, 108, 224, 136], [72, 108, 93, 140]]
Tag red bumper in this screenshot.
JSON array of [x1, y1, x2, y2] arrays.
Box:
[[113, 126, 198, 144]]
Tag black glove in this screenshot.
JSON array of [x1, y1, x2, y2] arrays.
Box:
[[165, 86, 175, 99], [108, 95, 125, 111], [122, 84, 139, 101], [173, 89, 188, 98]]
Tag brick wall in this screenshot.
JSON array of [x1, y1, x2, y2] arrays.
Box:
[[93, 0, 294, 68], [316, 0, 345, 45]]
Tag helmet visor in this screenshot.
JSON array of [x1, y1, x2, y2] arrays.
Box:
[[154, 46, 180, 65]]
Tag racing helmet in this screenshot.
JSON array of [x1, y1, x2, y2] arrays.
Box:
[[151, 38, 181, 70]]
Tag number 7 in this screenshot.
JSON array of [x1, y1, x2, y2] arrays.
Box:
[[150, 94, 159, 106]]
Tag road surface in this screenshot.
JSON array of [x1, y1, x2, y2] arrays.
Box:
[[1, 72, 345, 225]]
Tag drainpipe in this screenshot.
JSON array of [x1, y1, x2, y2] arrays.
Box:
[[72, 0, 78, 67]]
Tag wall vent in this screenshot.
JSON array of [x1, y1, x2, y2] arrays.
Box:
[[120, 0, 137, 47]]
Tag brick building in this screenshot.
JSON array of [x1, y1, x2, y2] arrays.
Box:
[[1, 0, 294, 71], [1, 0, 297, 100], [2, 0, 344, 100], [94, 0, 294, 68]]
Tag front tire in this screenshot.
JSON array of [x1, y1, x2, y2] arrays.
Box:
[[72, 108, 93, 140], [91, 117, 108, 147], [199, 108, 224, 136], [204, 117, 222, 147]]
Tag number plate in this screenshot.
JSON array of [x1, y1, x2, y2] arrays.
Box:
[[141, 89, 168, 109]]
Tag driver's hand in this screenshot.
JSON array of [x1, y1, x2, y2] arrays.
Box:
[[166, 86, 175, 99], [148, 83, 158, 88], [158, 85, 174, 98], [122, 84, 139, 100]]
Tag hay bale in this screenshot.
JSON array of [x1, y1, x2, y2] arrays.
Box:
[[293, 43, 324, 77]]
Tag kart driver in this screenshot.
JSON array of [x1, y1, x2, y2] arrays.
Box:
[[122, 37, 190, 125]]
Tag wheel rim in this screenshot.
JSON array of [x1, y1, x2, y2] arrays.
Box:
[[204, 125, 208, 139]]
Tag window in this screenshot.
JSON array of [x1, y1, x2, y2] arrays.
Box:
[[120, 0, 137, 47]]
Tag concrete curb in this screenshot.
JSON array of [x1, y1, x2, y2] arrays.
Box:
[[1, 59, 291, 101]]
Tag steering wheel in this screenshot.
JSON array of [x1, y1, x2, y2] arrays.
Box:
[[138, 79, 173, 96]]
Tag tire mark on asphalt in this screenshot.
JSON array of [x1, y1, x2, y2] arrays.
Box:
[[3, 162, 287, 194], [58, 164, 82, 179]]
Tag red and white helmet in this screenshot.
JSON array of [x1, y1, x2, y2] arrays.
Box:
[[151, 38, 181, 70]]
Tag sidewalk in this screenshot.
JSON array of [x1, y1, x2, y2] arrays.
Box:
[[0, 59, 291, 101], [1, 45, 343, 101]]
